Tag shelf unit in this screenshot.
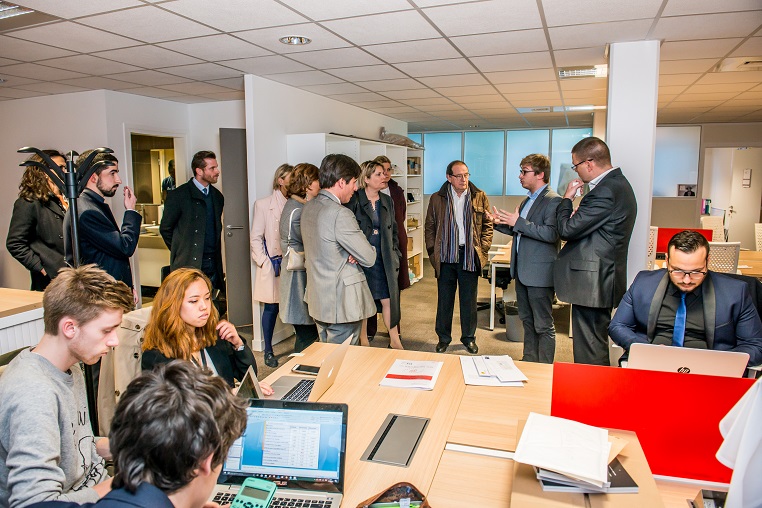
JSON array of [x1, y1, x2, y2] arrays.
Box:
[[287, 133, 424, 283]]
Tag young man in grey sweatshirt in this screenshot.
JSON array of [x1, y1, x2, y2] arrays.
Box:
[[0, 266, 133, 507]]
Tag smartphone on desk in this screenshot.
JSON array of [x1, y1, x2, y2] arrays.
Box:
[[291, 363, 320, 376]]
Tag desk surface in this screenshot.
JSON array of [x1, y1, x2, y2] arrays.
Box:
[[265, 345, 709, 508], [0, 288, 44, 319], [739, 250, 762, 278]]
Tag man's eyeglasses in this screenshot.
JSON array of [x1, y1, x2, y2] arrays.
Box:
[[570, 158, 593, 171], [668, 268, 707, 280], [450, 173, 469, 181], [519, 169, 536, 176]]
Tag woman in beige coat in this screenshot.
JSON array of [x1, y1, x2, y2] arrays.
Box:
[[250, 164, 293, 367]]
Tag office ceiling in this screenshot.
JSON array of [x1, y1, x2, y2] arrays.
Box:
[[0, 0, 760, 131]]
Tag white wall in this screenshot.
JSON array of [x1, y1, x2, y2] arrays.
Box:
[[703, 147, 734, 213], [727, 148, 762, 249], [188, 100, 246, 185]]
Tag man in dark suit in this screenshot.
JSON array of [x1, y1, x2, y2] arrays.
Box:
[[555, 137, 637, 365], [160, 151, 225, 290], [489, 154, 561, 363], [63, 151, 141, 293], [610, 230, 762, 366]]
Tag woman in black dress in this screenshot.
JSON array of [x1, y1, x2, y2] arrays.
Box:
[[6, 150, 68, 291], [348, 160, 403, 349]]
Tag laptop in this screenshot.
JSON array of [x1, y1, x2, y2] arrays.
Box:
[[234, 366, 264, 399], [626, 343, 749, 378], [210, 399, 348, 507], [268, 337, 352, 402]]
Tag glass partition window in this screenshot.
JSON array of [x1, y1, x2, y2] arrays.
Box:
[[408, 133, 422, 145], [464, 131, 505, 195], [423, 132, 462, 194], [506, 130, 550, 195], [550, 128, 593, 195], [653, 126, 701, 197]]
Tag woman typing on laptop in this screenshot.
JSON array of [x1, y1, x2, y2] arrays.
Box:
[[141, 268, 273, 394]]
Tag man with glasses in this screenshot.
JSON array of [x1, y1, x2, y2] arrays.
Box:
[[554, 137, 637, 365], [609, 230, 762, 366], [425, 160, 493, 354]]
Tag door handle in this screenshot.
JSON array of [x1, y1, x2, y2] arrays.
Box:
[[225, 225, 244, 230]]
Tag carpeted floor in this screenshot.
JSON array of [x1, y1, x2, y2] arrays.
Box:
[[248, 263, 575, 379]]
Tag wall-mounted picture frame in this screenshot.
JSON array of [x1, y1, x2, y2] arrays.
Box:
[[677, 184, 697, 197]]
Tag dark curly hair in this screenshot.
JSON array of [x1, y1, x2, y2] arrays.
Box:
[[286, 163, 319, 198], [18, 150, 64, 203]]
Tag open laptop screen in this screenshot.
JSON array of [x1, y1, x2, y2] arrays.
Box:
[[222, 400, 347, 491]]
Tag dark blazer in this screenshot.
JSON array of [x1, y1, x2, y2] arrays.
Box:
[[494, 186, 561, 288], [63, 189, 141, 288], [554, 168, 637, 308], [28, 483, 174, 508], [141, 338, 256, 387], [347, 189, 402, 328], [6, 195, 67, 290], [160, 178, 224, 289], [387, 179, 410, 291], [609, 269, 762, 365]]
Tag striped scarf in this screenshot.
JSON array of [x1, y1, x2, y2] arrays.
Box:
[[440, 185, 476, 272]]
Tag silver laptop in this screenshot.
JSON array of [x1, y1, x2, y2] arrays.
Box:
[[627, 343, 749, 378], [210, 399, 348, 507], [233, 366, 264, 399], [268, 337, 352, 402]]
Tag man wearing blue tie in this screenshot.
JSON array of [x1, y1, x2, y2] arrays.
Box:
[[609, 230, 762, 366]]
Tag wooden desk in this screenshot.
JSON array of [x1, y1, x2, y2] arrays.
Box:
[[0, 288, 44, 355], [738, 250, 762, 278]]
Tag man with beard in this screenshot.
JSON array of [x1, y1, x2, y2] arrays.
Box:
[[64, 151, 141, 292]]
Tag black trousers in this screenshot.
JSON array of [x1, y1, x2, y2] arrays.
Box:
[[515, 279, 556, 363], [571, 304, 612, 366], [293, 324, 319, 353], [435, 252, 479, 345]]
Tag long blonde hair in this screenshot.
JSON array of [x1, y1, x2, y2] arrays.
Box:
[[143, 268, 219, 360]]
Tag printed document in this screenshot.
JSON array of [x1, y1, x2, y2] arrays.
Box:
[[460, 356, 527, 386], [380, 360, 443, 390]]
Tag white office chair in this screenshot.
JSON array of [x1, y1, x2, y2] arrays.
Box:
[[647, 226, 658, 270], [701, 215, 726, 242], [755, 223, 762, 251], [708, 242, 741, 274]]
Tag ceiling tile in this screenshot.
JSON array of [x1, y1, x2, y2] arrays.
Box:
[[735, 91, 762, 100], [471, 52, 553, 72], [685, 83, 756, 94], [288, 48, 382, 69], [159, 35, 271, 61], [235, 23, 351, 53], [730, 37, 762, 57], [395, 59, 476, 78], [542, 0, 663, 26], [322, 11, 440, 45], [281, 0, 413, 20], [163, 95, 211, 104], [327, 92, 386, 103], [328, 65, 407, 82], [418, 74, 487, 87], [265, 70, 343, 87], [451, 29, 548, 57], [162, 63, 242, 80], [659, 85, 690, 94], [380, 89, 443, 100], [416, 103, 465, 112], [78, 6, 218, 43], [351, 99, 402, 108], [159, 82, 232, 95], [12, 0, 143, 18], [0, 76, 41, 87], [696, 70, 762, 84], [398, 97, 453, 106], [15, 82, 88, 94], [504, 91, 561, 102], [56, 76, 137, 90], [553, 47, 607, 67], [368, 105, 420, 114], [106, 70, 192, 86], [358, 79, 426, 92], [564, 97, 607, 106], [0, 62, 87, 81], [658, 73, 702, 86], [161, 0, 308, 32], [38, 55, 141, 75], [561, 89, 606, 99], [670, 99, 726, 107], [0, 87, 45, 99], [659, 58, 719, 74], [119, 86, 180, 98], [94, 46, 202, 67], [221, 56, 310, 75], [434, 84, 496, 96], [485, 68, 556, 84], [11, 21, 137, 53], [0, 57, 19, 66], [197, 91, 245, 101], [549, 20, 652, 50], [362, 39, 460, 64], [660, 39, 744, 61], [300, 82, 366, 95], [207, 77, 245, 90], [662, 0, 762, 16], [511, 99, 564, 107], [0, 36, 76, 61], [423, 0, 542, 36], [451, 94, 505, 104], [559, 78, 606, 91], [651, 12, 762, 41]]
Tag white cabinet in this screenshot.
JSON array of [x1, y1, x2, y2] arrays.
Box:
[[287, 133, 424, 284]]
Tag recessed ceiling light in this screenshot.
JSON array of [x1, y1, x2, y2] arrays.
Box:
[[0, 1, 33, 19], [279, 35, 311, 46], [558, 64, 608, 79]]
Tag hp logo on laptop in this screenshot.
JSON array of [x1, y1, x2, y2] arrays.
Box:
[[677, 366, 691, 374]]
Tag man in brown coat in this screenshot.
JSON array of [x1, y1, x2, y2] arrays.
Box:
[[425, 160, 493, 354]]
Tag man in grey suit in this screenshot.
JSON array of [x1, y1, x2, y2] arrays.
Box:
[[489, 154, 561, 363], [555, 137, 637, 365], [301, 154, 377, 344]]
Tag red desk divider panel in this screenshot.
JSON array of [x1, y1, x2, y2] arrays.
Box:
[[550, 362, 754, 483], [656, 228, 712, 254]]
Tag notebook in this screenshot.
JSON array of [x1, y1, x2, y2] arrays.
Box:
[[268, 337, 351, 402], [627, 343, 749, 378], [210, 399, 348, 507]]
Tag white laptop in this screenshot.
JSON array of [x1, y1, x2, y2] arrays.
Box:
[[626, 343, 749, 378], [210, 399, 348, 507], [267, 337, 352, 402]]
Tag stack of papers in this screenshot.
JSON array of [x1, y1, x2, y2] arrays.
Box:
[[460, 355, 528, 387], [380, 360, 443, 390], [514, 413, 638, 494]]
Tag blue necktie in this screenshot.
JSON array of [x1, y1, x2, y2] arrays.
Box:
[[202, 187, 208, 196], [672, 292, 687, 347]]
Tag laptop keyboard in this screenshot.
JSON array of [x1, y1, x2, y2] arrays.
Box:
[[281, 379, 315, 402], [212, 491, 332, 508]]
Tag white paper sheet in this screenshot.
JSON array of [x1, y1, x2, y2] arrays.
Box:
[[459, 356, 525, 387]]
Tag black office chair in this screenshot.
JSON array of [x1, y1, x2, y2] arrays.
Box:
[[478, 264, 512, 323]]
